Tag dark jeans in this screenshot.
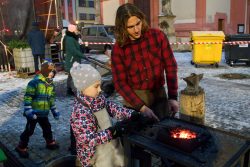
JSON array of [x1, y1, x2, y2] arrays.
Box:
[[19, 117, 53, 148], [33, 54, 45, 72]]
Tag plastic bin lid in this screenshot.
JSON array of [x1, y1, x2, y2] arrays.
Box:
[[191, 31, 225, 37], [226, 34, 250, 39]]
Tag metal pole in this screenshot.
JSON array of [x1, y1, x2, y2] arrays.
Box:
[[244, 0, 248, 33]]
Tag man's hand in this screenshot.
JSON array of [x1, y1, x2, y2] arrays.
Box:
[[168, 99, 179, 117], [140, 105, 159, 122]]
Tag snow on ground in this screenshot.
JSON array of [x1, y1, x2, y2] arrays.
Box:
[[1, 52, 249, 166], [0, 52, 250, 138]]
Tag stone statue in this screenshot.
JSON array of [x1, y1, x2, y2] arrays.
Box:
[[159, 20, 169, 31], [162, 0, 173, 16]]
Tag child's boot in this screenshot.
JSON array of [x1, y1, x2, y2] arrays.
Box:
[[15, 142, 29, 158], [46, 140, 59, 150]]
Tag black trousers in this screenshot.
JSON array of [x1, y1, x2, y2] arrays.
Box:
[[70, 125, 76, 150], [19, 117, 53, 148], [67, 74, 77, 95], [33, 54, 45, 72]]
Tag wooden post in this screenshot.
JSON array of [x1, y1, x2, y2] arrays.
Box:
[[180, 91, 205, 124], [179, 73, 205, 124]]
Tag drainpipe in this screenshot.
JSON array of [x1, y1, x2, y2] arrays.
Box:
[[72, 0, 76, 22], [244, 0, 248, 33], [33, 0, 36, 21], [64, 0, 69, 21]]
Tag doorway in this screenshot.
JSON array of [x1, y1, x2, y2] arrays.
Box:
[[218, 19, 225, 31], [133, 0, 151, 26]]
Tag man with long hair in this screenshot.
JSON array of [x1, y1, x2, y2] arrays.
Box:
[[111, 3, 179, 121]]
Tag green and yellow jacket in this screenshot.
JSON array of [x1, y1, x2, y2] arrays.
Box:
[[23, 74, 56, 117]]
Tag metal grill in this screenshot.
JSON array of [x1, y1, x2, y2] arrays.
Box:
[[124, 118, 250, 167]]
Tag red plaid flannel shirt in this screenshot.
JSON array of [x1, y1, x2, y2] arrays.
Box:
[[111, 28, 178, 110]]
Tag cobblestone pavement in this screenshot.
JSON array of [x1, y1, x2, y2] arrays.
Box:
[[0, 52, 250, 166]]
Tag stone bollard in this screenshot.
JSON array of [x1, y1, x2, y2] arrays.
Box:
[[179, 73, 205, 124]]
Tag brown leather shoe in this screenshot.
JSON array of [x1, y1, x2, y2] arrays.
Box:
[[15, 146, 29, 158], [46, 140, 59, 150]]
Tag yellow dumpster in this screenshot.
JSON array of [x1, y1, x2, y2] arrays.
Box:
[[191, 31, 225, 68]]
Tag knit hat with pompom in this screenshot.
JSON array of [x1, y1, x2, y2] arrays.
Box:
[[70, 62, 101, 91]]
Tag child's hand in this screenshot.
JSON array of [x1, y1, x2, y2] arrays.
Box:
[[108, 120, 130, 139], [24, 110, 37, 120], [53, 112, 60, 120], [51, 106, 60, 120]]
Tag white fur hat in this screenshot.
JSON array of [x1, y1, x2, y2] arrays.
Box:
[[70, 62, 101, 91]]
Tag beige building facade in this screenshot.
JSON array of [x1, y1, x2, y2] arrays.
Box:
[[75, 0, 96, 25], [99, 0, 249, 35]]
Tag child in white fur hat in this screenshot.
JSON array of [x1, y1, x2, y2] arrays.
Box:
[[70, 62, 138, 167]]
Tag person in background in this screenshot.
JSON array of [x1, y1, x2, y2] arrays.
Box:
[[77, 33, 85, 54], [64, 24, 85, 155], [15, 61, 60, 158], [70, 62, 140, 167], [49, 28, 62, 44], [64, 24, 85, 95], [111, 3, 179, 121], [60, 28, 67, 61], [49, 28, 63, 62], [28, 22, 46, 73]]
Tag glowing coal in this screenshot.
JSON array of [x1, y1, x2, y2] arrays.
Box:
[[170, 128, 197, 139]]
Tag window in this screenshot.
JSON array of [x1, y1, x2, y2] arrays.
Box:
[[82, 28, 88, 36], [79, 13, 87, 20], [98, 27, 106, 37], [78, 0, 86, 7], [88, 27, 97, 36], [88, 0, 94, 7], [89, 14, 95, 20], [78, 0, 94, 7], [79, 13, 95, 20], [104, 26, 114, 35], [237, 24, 245, 34]]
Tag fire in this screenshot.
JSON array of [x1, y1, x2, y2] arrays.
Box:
[[170, 128, 197, 139]]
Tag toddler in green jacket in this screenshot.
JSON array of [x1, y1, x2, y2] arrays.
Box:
[[15, 61, 60, 158]]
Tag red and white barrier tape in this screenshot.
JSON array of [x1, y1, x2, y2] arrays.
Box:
[[170, 41, 250, 45], [83, 41, 250, 46], [84, 42, 114, 46]]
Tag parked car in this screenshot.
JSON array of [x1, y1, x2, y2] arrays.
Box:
[[81, 25, 115, 53]]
